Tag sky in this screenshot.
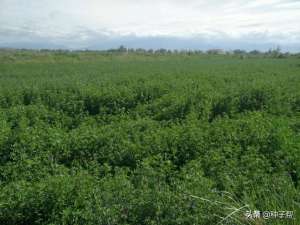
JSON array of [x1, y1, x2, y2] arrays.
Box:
[[0, 0, 300, 51]]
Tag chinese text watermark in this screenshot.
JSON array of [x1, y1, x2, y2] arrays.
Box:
[[245, 210, 294, 220]]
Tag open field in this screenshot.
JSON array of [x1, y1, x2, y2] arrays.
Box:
[[0, 50, 300, 225]]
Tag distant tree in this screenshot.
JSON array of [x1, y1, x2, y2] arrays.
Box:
[[249, 50, 261, 55], [233, 49, 247, 55], [187, 50, 194, 55], [128, 48, 135, 53], [267, 46, 282, 58], [116, 45, 128, 53], [207, 49, 225, 55], [157, 48, 167, 54], [147, 49, 154, 54], [136, 48, 146, 54], [194, 50, 203, 55]]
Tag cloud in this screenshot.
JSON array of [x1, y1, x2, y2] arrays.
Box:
[[0, 0, 300, 51]]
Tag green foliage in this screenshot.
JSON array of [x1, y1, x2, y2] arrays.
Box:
[[0, 51, 300, 224]]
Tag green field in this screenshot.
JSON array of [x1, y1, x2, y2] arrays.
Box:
[[0, 50, 300, 225]]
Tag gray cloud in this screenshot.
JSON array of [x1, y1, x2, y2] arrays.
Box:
[[0, 0, 300, 51]]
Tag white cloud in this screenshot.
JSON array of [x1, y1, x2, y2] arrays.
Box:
[[0, 0, 300, 50]]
